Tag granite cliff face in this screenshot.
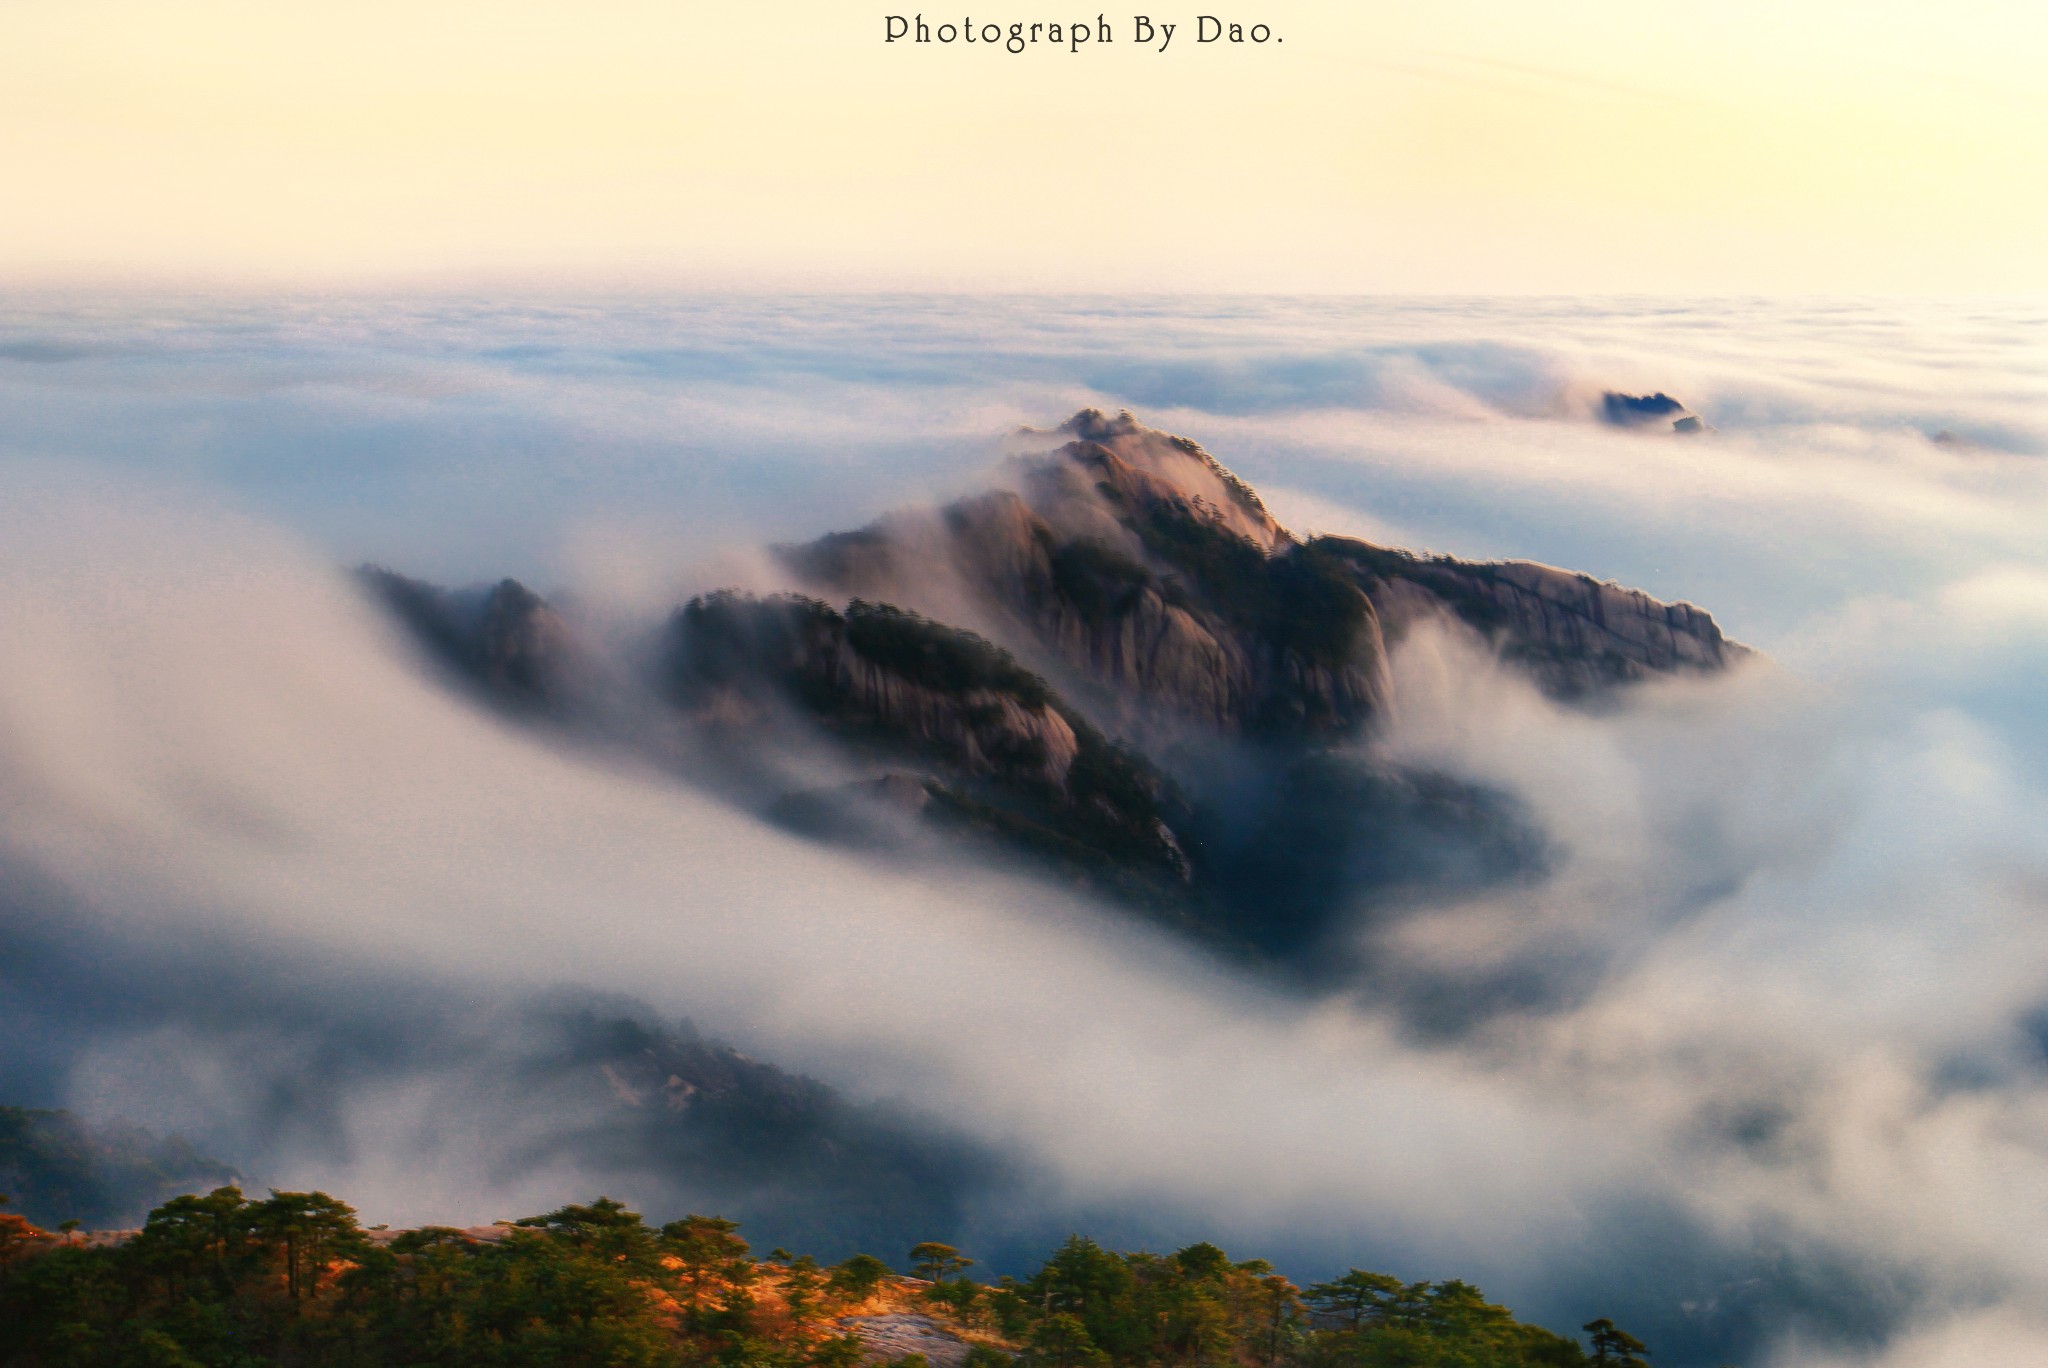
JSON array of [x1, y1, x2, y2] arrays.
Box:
[[782, 409, 1742, 724], [662, 592, 1193, 900], [667, 594, 1084, 792], [1602, 389, 1711, 435], [362, 568, 579, 710], [784, 411, 1387, 743], [1318, 539, 1745, 697], [365, 410, 1748, 961]]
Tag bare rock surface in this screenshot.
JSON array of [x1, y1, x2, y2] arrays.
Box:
[[838, 1312, 974, 1368], [785, 408, 1743, 722]]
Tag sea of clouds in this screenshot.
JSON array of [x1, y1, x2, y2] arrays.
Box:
[[0, 292, 2043, 1366]]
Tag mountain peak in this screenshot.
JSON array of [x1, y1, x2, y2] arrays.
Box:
[[367, 412, 1751, 958], [1020, 408, 1291, 553]]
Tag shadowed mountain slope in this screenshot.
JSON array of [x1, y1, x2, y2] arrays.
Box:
[[0, 1108, 236, 1230]]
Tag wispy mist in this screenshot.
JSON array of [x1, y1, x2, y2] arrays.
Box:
[[1, 294, 2044, 1367]]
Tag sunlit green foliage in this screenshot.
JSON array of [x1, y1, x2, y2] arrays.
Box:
[[0, 1187, 1647, 1368], [829, 1253, 892, 1303]]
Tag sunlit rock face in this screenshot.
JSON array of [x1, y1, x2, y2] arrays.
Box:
[[365, 411, 1743, 960], [785, 411, 1386, 745], [1326, 545, 1749, 698], [664, 593, 1083, 792], [784, 409, 1743, 722]]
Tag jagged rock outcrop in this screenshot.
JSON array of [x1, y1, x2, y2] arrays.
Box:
[[786, 410, 1389, 743], [783, 408, 1742, 726], [664, 593, 1193, 895], [929, 489, 1378, 741], [1602, 390, 1710, 435], [361, 567, 579, 709], [1316, 541, 1749, 697], [1036, 405, 1292, 552]]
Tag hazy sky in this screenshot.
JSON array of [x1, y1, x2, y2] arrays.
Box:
[[3, 0, 2045, 292]]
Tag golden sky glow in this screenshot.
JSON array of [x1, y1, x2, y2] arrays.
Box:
[[2, 0, 2044, 291]]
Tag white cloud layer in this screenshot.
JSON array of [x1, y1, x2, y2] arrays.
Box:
[[1, 294, 2045, 1366]]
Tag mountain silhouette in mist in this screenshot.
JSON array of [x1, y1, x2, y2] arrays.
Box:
[[365, 410, 1746, 966], [0, 1107, 237, 1230], [0, 1004, 1001, 1258], [1602, 390, 1711, 435]]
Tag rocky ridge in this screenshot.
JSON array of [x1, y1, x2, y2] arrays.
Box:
[[363, 410, 1748, 960], [781, 409, 1743, 726]]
